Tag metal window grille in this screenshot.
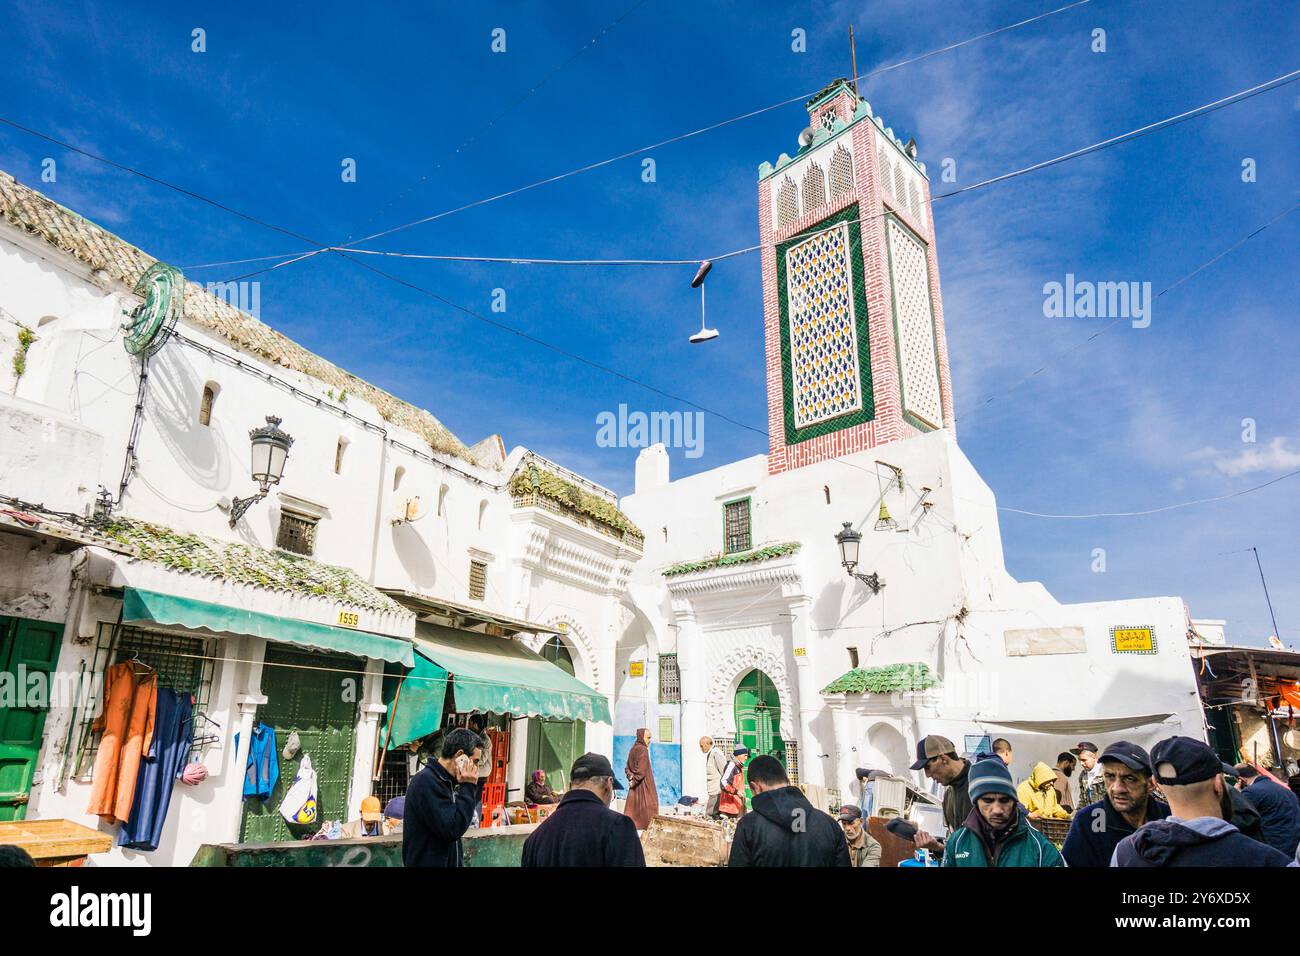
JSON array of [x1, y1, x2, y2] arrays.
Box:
[[784, 739, 799, 785], [76, 624, 216, 774], [374, 748, 414, 807], [724, 500, 751, 554], [658, 653, 680, 703], [468, 560, 487, 600], [276, 511, 317, 556], [776, 177, 798, 229], [830, 144, 854, 198]]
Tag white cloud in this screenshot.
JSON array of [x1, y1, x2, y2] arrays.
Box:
[[1189, 437, 1300, 477]]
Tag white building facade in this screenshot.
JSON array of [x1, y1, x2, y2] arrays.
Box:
[[619, 80, 1207, 811]]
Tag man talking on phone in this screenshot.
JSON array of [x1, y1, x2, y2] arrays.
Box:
[[402, 727, 485, 867]]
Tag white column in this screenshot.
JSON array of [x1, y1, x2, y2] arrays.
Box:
[[674, 603, 708, 800], [508, 715, 530, 799], [789, 595, 828, 787], [227, 693, 267, 838]]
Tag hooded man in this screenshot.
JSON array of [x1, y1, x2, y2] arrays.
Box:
[[623, 728, 659, 830], [728, 755, 850, 867], [1017, 761, 1072, 820], [1061, 741, 1171, 867], [1113, 736, 1293, 867], [943, 758, 1064, 868], [909, 735, 971, 854]]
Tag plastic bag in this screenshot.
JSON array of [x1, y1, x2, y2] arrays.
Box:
[[278, 753, 319, 826]]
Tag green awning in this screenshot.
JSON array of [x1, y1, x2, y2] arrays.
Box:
[[122, 587, 414, 667], [381, 654, 449, 749], [413, 623, 611, 724]]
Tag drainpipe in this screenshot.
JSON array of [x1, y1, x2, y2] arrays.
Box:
[[367, 434, 389, 584]]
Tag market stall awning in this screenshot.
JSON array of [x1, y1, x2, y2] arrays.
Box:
[[412, 622, 610, 724], [976, 714, 1174, 735], [381, 653, 449, 750], [123, 587, 414, 667]]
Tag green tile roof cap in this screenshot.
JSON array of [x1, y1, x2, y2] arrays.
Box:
[[662, 541, 802, 577], [821, 661, 937, 695]]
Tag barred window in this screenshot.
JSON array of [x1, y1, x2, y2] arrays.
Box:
[[830, 144, 854, 198], [801, 164, 826, 213], [276, 511, 318, 556], [723, 499, 751, 554], [658, 653, 680, 703], [776, 176, 799, 230], [468, 559, 487, 600]]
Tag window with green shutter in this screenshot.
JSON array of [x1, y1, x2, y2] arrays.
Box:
[[723, 498, 752, 554]]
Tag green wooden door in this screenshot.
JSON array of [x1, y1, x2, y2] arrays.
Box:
[[525, 637, 584, 791], [734, 669, 786, 801], [240, 645, 360, 842], [0, 617, 63, 821]]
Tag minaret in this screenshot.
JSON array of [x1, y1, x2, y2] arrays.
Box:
[[757, 78, 954, 474]]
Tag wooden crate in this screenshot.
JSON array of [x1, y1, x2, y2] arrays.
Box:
[[0, 818, 114, 866], [641, 814, 729, 867]]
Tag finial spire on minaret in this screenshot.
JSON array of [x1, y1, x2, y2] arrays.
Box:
[[848, 25, 859, 94]]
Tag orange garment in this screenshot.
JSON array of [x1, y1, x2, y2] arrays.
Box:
[[87, 661, 158, 824]]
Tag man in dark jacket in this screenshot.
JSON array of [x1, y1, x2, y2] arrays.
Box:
[[943, 758, 1063, 867], [521, 753, 645, 867], [908, 735, 971, 855], [1221, 764, 1267, 844], [1114, 737, 1292, 867], [1062, 741, 1170, 867], [1235, 763, 1300, 857], [728, 754, 850, 867], [402, 727, 483, 867]]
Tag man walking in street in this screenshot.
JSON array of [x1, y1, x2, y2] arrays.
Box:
[[1235, 762, 1300, 857], [700, 736, 727, 819], [728, 755, 850, 867], [719, 746, 749, 819], [1061, 741, 1170, 867], [1114, 737, 1293, 867], [402, 727, 484, 867], [909, 735, 971, 855], [943, 758, 1063, 867], [520, 753, 645, 867], [1072, 741, 1106, 808]]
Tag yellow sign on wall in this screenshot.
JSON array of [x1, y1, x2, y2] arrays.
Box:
[[629, 661, 645, 677], [1111, 625, 1156, 655], [793, 647, 807, 658], [337, 610, 359, 629]]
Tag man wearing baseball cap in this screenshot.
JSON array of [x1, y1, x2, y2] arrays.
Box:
[[520, 753, 645, 867], [837, 805, 881, 868], [1113, 736, 1293, 867], [1061, 741, 1171, 867], [908, 734, 972, 854], [1070, 741, 1106, 808], [943, 758, 1063, 867]]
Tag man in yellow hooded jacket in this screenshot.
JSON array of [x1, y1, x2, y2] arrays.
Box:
[[1017, 761, 1072, 819]]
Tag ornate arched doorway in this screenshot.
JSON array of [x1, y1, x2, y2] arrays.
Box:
[[526, 636, 586, 791], [734, 669, 787, 769]]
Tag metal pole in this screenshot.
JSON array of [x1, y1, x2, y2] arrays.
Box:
[[1252, 547, 1282, 643]]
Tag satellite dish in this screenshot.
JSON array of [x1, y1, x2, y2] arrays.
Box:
[[797, 126, 816, 149], [392, 495, 427, 525]]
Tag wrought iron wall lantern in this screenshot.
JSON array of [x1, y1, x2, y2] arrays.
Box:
[[227, 416, 294, 527], [834, 521, 885, 594]]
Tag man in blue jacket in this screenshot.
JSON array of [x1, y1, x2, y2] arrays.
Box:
[[1114, 737, 1293, 867], [520, 753, 645, 867], [1061, 741, 1170, 867], [402, 727, 484, 867], [1235, 763, 1300, 857]]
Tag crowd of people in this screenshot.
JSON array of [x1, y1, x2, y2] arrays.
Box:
[[328, 720, 1300, 869]]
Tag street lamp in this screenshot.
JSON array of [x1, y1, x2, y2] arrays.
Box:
[[228, 416, 294, 527], [834, 521, 884, 594]]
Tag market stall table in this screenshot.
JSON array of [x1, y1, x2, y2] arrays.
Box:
[[0, 819, 114, 866]]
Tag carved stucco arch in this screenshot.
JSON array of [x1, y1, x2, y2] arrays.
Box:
[[521, 615, 601, 696], [708, 645, 795, 740]]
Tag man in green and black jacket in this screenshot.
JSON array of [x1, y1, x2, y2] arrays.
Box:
[[943, 758, 1064, 868]]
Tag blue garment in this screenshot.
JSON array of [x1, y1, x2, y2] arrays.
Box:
[[1241, 776, 1300, 857], [234, 722, 279, 799], [118, 688, 193, 851], [1061, 795, 1172, 867]]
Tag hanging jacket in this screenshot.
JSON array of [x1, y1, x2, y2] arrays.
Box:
[[234, 722, 279, 799], [1017, 762, 1072, 820], [728, 785, 851, 867], [943, 804, 1065, 868], [119, 689, 194, 851], [87, 662, 158, 824]]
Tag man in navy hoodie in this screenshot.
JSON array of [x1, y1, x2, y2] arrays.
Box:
[[402, 727, 484, 867], [1114, 737, 1293, 868], [1235, 763, 1300, 858], [1061, 741, 1171, 867]]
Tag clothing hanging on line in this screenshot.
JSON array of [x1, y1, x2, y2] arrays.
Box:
[[234, 722, 280, 799], [87, 661, 159, 824], [118, 688, 194, 851]]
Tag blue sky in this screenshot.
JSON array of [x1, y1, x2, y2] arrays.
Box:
[[3, 0, 1296, 646]]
